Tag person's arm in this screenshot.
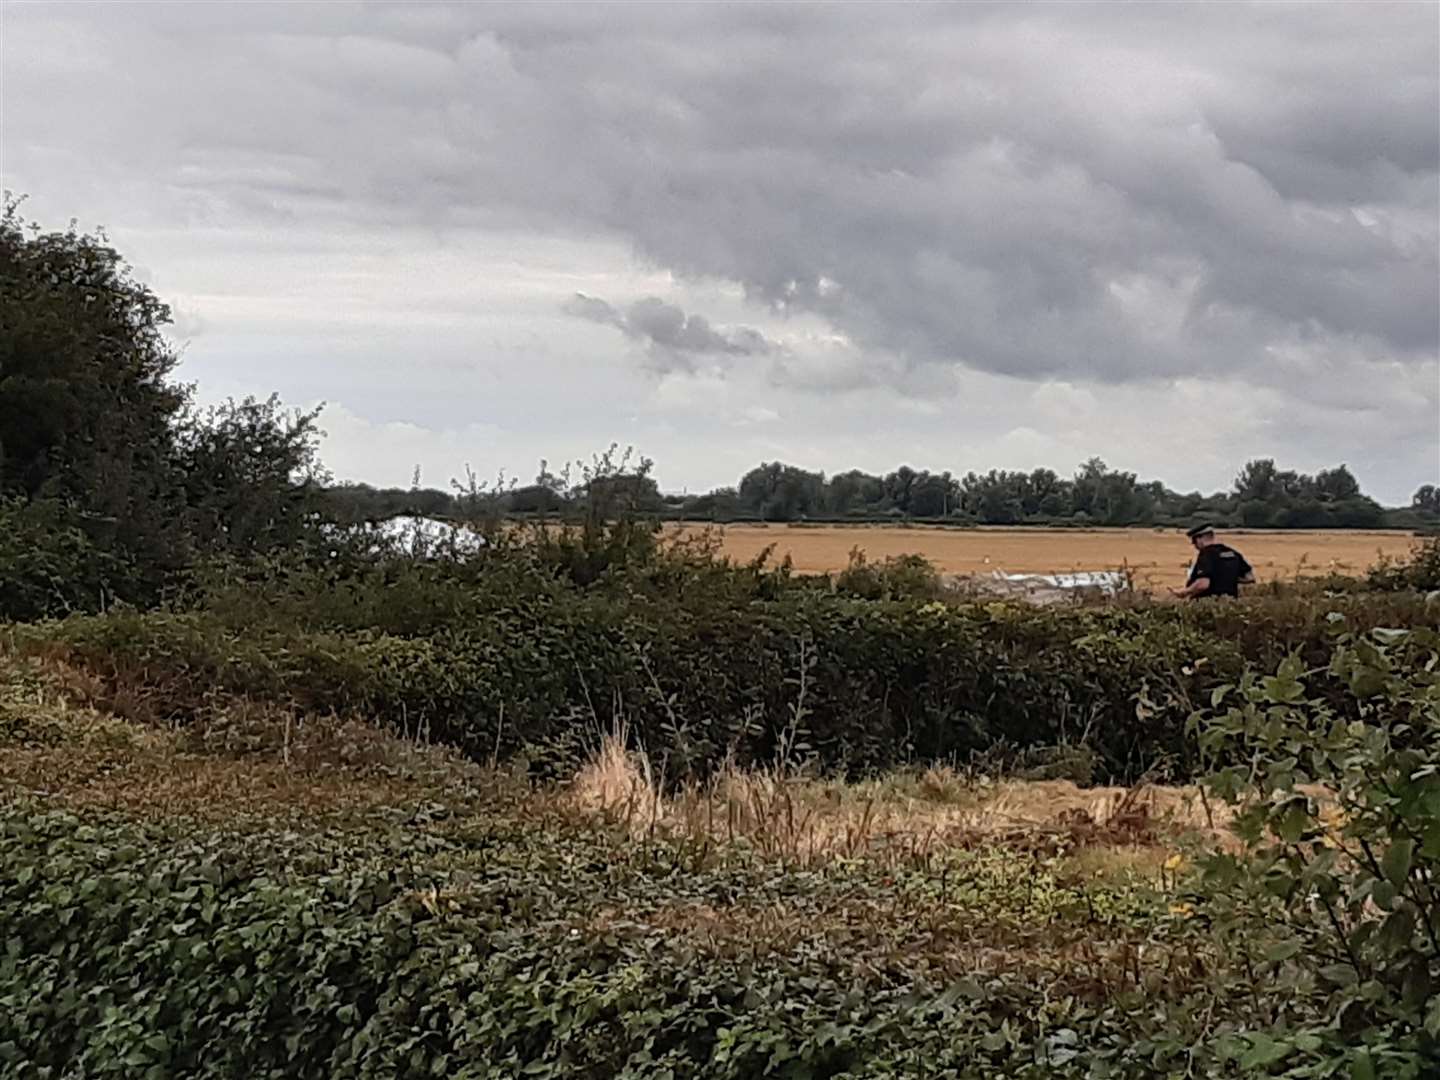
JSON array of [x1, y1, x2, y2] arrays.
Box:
[[1237, 552, 1256, 585], [1172, 576, 1211, 598], [1173, 549, 1211, 597]]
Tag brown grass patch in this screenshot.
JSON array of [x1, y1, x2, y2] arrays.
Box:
[[566, 733, 1233, 868]]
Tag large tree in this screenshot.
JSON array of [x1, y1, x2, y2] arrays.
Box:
[[0, 196, 189, 575], [0, 198, 329, 612]]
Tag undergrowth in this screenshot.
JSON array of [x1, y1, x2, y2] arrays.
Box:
[[1, 623, 1436, 1077]]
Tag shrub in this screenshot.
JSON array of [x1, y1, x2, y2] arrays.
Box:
[[1369, 536, 1440, 593], [17, 583, 1439, 786], [1188, 627, 1440, 1074], [833, 549, 943, 601], [0, 498, 122, 620]]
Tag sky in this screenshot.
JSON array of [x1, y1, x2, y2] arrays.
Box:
[[2, 1, 1437, 503]]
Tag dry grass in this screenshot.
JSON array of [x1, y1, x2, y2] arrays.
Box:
[[693, 524, 1419, 587], [0, 653, 489, 825], [3, 649, 1245, 883], [568, 732, 1233, 870]]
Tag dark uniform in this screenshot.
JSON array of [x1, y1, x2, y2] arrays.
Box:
[[1186, 541, 1253, 598]]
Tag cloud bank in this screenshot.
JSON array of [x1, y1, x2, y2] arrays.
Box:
[[3, 1, 1435, 499]]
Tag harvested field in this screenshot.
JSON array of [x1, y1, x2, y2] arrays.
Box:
[[697, 524, 1420, 587]]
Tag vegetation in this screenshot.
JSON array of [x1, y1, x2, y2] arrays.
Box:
[[3, 202, 1437, 1075], [1, 618, 1436, 1077], [0, 197, 330, 617]]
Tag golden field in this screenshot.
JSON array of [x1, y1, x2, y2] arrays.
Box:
[[691, 524, 1421, 588]]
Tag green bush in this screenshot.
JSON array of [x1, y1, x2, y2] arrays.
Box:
[[1368, 536, 1440, 593], [0, 796, 1382, 1080], [0, 804, 1181, 1079], [0, 498, 123, 620], [17, 581, 1440, 785], [833, 549, 943, 601], [1187, 627, 1440, 1075]]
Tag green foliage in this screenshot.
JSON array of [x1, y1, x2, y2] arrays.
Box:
[[173, 395, 328, 555], [0, 498, 121, 620], [1368, 537, 1440, 593], [652, 455, 1405, 527], [1187, 628, 1440, 1074], [0, 194, 190, 598], [0, 199, 330, 617], [17, 564, 1440, 786], [0, 802, 1173, 1079], [833, 550, 941, 601]]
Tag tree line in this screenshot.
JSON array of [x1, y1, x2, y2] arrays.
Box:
[[327, 456, 1438, 531]]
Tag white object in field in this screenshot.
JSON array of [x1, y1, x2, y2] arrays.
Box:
[[993, 570, 1127, 594], [374, 515, 488, 555]]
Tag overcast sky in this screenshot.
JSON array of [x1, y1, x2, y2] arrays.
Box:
[[3, 1, 1437, 501]]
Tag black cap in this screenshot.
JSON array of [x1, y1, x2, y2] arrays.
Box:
[[1186, 523, 1215, 540]]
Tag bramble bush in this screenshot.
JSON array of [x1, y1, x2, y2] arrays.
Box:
[[1369, 536, 1440, 593], [1185, 626, 1440, 1076]]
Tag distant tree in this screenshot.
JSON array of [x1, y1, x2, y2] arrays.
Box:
[[881, 466, 919, 514], [906, 471, 958, 517], [827, 470, 886, 515], [685, 486, 742, 521], [1072, 458, 1145, 526], [961, 470, 1025, 524], [1415, 484, 1440, 516], [1327, 496, 1384, 528], [738, 462, 826, 521], [1234, 459, 1282, 503], [1024, 468, 1067, 517], [584, 472, 663, 513], [321, 483, 454, 523], [508, 484, 566, 514]]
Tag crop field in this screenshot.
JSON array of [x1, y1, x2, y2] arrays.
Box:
[[700, 524, 1421, 586]]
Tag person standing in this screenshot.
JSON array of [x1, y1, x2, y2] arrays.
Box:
[[1173, 525, 1255, 599]]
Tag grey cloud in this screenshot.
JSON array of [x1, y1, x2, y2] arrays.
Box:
[[564, 293, 774, 371], [10, 2, 1434, 389]]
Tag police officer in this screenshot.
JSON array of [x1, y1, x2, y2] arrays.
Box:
[[1172, 524, 1255, 599]]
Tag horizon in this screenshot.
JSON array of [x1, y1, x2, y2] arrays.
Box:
[[3, 2, 1436, 504]]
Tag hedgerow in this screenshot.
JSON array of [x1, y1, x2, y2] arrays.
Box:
[[13, 575, 1436, 784]]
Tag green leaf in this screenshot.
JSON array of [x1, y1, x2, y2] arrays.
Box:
[[1381, 838, 1413, 888], [1274, 801, 1312, 844], [1239, 1034, 1290, 1069], [1319, 964, 1359, 987], [1265, 940, 1302, 963], [1350, 1049, 1375, 1080]]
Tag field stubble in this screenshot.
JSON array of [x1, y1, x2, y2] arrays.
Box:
[[695, 524, 1420, 587]]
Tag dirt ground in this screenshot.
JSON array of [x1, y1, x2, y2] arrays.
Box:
[[693, 524, 1419, 588]]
